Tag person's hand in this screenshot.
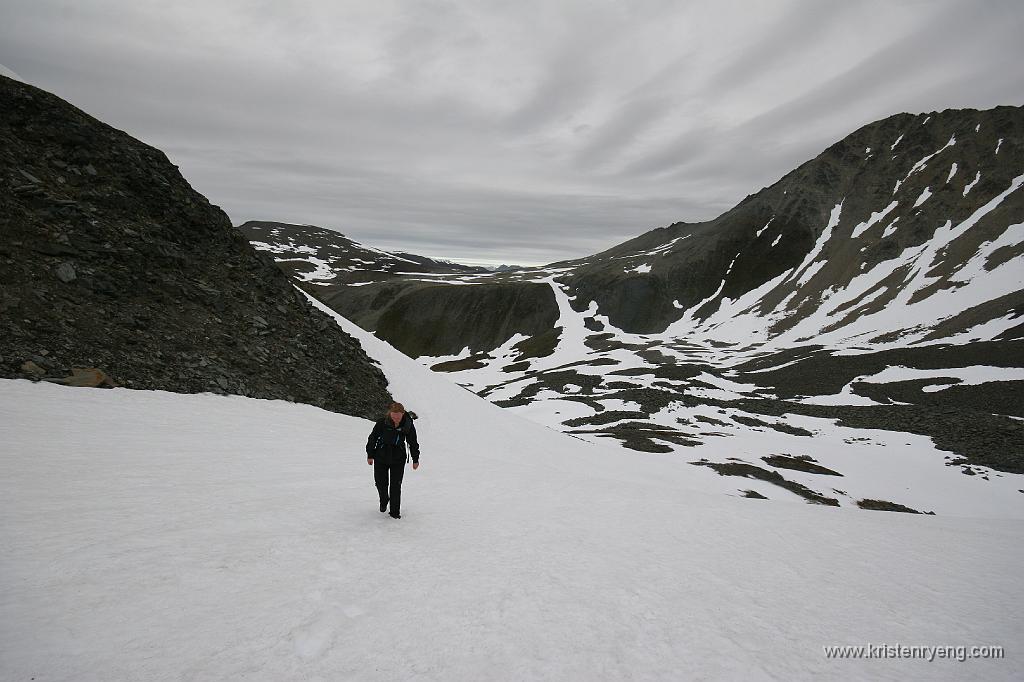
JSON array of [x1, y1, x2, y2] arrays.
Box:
[[367, 458, 373, 466], [412, 462, 420, 470]]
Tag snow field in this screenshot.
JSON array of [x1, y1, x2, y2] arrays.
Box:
[[3, 293, 1022, 679], [2, 378, 1022, 681]]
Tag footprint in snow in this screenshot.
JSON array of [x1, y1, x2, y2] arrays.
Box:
[[292, 616, 336, 659]]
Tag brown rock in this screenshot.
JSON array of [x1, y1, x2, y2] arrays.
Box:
[[49, 367, 118, 388], [20, 360, 46, 377]]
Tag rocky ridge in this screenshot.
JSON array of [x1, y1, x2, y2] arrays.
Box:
[[0, 75, 391, 418]]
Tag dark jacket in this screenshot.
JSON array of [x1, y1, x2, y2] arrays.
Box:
[[366, 413, 420, 464]]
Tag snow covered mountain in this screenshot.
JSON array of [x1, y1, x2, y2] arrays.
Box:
[[240, 221, 489, 285], [250, 106, 1024, 515]]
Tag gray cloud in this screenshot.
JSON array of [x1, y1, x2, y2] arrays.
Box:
[[1, 0, 1021, 265], [706, 0, 858, 98]]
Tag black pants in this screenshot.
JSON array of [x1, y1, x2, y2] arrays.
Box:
[[374, 457, 406, 515]]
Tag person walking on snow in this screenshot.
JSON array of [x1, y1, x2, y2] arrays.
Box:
[[366, 402, 420, 519]]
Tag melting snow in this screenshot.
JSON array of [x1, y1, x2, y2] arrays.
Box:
[[893, 135, 956, 194], [279, 257, 336, 282], [963, 171, 981, 197], [881, 218, 899, 238], [856, 365, 1024, 391], [788, 201, 843, 282], [851, 201, 899, 239], [913, 187, 932, 208]]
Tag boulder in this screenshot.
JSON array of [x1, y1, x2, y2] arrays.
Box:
[[46, 367, 117, 388], [20, 360, 46, 377]]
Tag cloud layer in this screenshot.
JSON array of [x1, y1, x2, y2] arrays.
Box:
[[2, 0, 1022, 265]]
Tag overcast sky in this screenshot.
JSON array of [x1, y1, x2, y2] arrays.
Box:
[[2, 1, 1022, 265]]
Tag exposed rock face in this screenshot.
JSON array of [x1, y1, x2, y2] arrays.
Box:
[[0, 74, 391, 418], [376, 282, 558, 358], [323, 280, 558, 358]]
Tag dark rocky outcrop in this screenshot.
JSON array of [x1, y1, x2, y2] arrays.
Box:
[[690, 459, 841, 506], [320, 280, 559, 358], [0, 74, 391, 418], [761, 454, 842, 476], [857, 499, 933, 514]]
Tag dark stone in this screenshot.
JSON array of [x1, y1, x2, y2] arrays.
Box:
[[762, 454, 843, 476], [55, 262, 76, 282], [857, 499, 933, 514], [20, 360, 45, 377], [690, 460, 841, 506]]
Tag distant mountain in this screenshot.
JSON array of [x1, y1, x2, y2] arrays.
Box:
[[238, 221, 488, 286], [0, 75, 391, 418], [268, 105, 1024, 511]]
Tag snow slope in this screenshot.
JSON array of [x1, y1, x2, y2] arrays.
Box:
[[317, 293, 1024, 520], [2, 309, 1023, 679]]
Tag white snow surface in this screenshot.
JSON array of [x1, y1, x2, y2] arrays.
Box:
[[963, 171, 981, 196], [856, 364, 1024, 391], [3, 388, 1023, 679], [851, 201, 898, 238], [3, 301, 1024, 679]]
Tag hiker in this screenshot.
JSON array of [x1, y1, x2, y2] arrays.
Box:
[[366, 401, 420, 519]]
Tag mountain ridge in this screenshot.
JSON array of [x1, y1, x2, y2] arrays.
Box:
[[248, 104, 1024, 507], [0, 74, 392, 418]]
